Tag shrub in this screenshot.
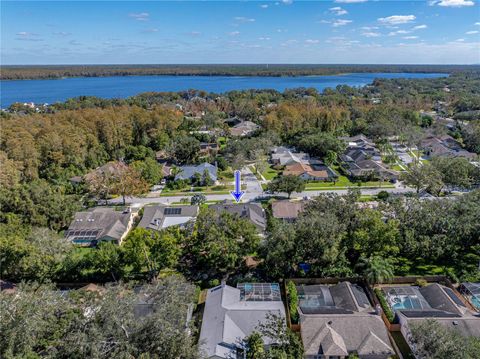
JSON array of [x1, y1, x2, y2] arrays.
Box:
[[377, 190, 390, 201], [415, 278, 428, 287], [375, 288, 395, 323], [286, 281, 299, 324]]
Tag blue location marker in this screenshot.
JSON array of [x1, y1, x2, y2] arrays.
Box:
[[230, 170, 245, 203]]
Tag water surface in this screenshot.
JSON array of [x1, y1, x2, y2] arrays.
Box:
[[0, 72, 447, 107]]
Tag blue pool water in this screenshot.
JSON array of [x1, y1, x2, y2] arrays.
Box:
[[0, 72, 447, 107]]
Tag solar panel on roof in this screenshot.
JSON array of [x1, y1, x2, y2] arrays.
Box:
[[164, 207, 181, 215]]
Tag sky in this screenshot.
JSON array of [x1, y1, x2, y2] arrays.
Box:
[[1, 0, 480, 65]]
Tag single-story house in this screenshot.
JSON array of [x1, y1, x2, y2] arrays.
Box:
[[209, 202, 267, 233], [420, 135, 477, 160], [65, 207, 134, 246], [229, 121, 260, 137], [342, 160, 398, 182], [283, 162, 338, 181], [382, 283, 480, 350], [175, 163, 218, 183], [298, 282, 394, 359], [138, 205, 199, 231], [271, 200, 305, 222], [271, 146, 310, 166], [199, 283, 285, 358]]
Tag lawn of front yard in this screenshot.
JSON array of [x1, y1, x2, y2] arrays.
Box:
[[261, 164, 282, 180], [160, 184, 246, 197]]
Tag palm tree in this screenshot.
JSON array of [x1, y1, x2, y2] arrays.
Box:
[[358, 256, 394, 284]]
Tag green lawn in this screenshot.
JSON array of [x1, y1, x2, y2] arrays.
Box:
[[303, 173, 394, 191], [261, 164, 282, 180], [160, 184, 245, 197], [391, 164, 405, 171], [218, 168, 234, 181], [218, 136, 228, 149]]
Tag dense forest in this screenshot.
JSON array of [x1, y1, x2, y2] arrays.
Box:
[[1, 71, 479, 286], [2, 63, 479, 80]]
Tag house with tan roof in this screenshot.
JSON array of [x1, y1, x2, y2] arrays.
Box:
[[271, 200, 305, 222], [283, 162, 338, 181]]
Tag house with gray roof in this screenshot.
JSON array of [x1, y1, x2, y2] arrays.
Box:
[[382, 283, 480, 347], [420, 135, 477, 160], [209, 202, 267, 233], [138, 205, 199, 231], [271, 146, 311, 166], [65, 207, 134, 246], [175, 162, 218, 183], [297, 282, 394, 359], [199, 283, 285, 358], [229, 121, 260, 137]]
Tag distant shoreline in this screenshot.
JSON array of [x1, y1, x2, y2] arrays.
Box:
[[1, 64, 476, 81]]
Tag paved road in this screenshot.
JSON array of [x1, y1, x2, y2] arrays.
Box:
[[110, 180, 414, 206]]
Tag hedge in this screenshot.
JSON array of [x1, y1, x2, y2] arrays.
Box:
[[374, 288, 395, 323]]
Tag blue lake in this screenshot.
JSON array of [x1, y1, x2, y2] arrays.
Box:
[[0, 72, 447, 107]]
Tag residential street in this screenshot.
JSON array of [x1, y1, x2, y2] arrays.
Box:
[[109, 169, 414, 206]]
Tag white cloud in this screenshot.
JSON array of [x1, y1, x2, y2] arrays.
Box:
[[129, 12, 149, 21], [332, 19, 353, 27], [413, 25, 428, 30], [378, 15, 416, 25], [363, 32, 381, 37], [234, 17, 255, 23], [403, 36, 419, 40], [228, 31, 240, 36], [305, 39, 320, 44], [330, 6, 348, 15], [188, 31, 201, 36], [335, 0, 367, 3], [282, 0, 293, 4], [16, 31, 35, 36], [361, 26, 379, 30], [53, 31, 71, 37], [455, 38, 466, 41], [15, 32, 43, 41], [476, 22, 480, 26], [433, 0, 474, 6], [260, 4, 269, 8], [392, 30, 410, 35], [259, 36, 271, 40], [466, 30, 479, 34]]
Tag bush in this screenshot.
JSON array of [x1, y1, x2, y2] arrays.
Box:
[[415, 278, 428, 287], [377, 191, 390, 201], [166, 179, 189, 190], [286, 281, 299, 324], [375, 288, 395, 323]]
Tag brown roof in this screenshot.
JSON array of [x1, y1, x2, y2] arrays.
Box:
[[271, 200, 305, 220], [283, 163, 329, 179], [283, 162, 310, 176]]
